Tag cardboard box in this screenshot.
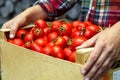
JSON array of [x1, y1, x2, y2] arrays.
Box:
[[0, 27, 120, 80]]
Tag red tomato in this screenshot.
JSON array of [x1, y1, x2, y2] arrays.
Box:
[[62, 35, 70, 42], [46, 42, 55, 47], [52, 20, 63, 26], [7, 39, 13, 43], [68, 51, 76, 62], [58, 23, 72, 36], [43, 27, 51, 36], [77, 22, 87, 31], [47, 32, 58, 42], [54, 36, 67, 48], [72, 36, 87, 48], [24, 42, 31, 49], [83, 28, 96, 39], [51, 46, 64, 59], [35, 19, 48, 29], [13, 38, 25, 46], [34, 38, 47, 47], [55, 52, 64, 59], [78, 22, 88, 29], [42, 46, 52, 55], [72, 20, 81, 28], [30, 43, 43, 53], [87, 25, 101, 34], [24, 33, 34, 42], [16, 29, 28, 39], [84, 21, 92, 26], [51, 20, 63, 32], [63, 47, 73, 60], [29, 27, 35, 34], [71, 30, 82, 38], [32, 27, 44, 38]]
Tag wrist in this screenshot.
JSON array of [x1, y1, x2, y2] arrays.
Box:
[[20, 5, 48, 24], [113, 21, 120, 28]]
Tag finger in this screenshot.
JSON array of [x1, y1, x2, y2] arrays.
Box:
[[83, 46, 112, 80], [81, 42, 104, 75], [9, 24, 19, 38], [2, 23, 11, 29], [93, 58, 115, 80], [87, 47, 118, 80], [76, 34, 98, 49]]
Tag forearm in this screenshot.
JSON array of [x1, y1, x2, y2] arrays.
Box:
[[113, 21, 120, 28], [19, 5, 47, 24]]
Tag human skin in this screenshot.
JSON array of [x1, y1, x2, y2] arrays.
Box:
[[2, 5, 47, 38], [76, 21, 120, 80]]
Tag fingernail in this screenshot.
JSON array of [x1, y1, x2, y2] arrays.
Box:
[[76, 44, 84, 49], [10, 34, 15, 38], [85, 78, 90, 80], [81, 69, 86, 74]]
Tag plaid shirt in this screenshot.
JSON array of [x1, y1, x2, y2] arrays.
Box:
[[36, 0, 120, 27]]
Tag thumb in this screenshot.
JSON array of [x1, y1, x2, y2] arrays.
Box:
[[9, 24, 19, 38], [76, 34, 98, 49]]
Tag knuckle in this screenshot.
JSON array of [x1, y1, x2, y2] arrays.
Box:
[[95, 62, 102, 68], [92, 54, 98, 61], [2, 23, 7, 28], [106, 46, 113, 53], [101, 65, 108, 71], [99, 43, 106, 48]]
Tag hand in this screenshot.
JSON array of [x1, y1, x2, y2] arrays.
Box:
[[76, 21, 120, 80], [2, 14, 27, 38], [2, 5, 47, 39]]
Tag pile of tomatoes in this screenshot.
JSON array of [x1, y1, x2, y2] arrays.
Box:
[[7, 19, 101, 62]]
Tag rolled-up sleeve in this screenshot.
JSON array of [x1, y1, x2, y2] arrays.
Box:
[[34, 0, 78, 20]]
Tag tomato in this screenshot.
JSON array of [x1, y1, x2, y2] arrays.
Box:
[[30, 42, 43, 53], [13, 38, 25, 46], [29, 27, 35, 34], [55, 52, 64, 59], [52, 20, 63, 25], [63, 47, 73, 60], [77, 22, 87, 31], [68, 51, 76, 62], [51, 46, 64, 59], [51, 20, 63, 32], [72, 20, 81, 28], [83, 28, 96, 39], [32, 27, 44, 38], [54, 36, 67, 48], [24, 42, 31, 49], [7, 39, 13, 43], [58, 23, 72, 36], [16, 29, 28, 39], [34, 38, 47, 47], [47, 32, 58, 42], [72, 36, 87, 48], [78, 22, 88, 28], [46, 42, 55, 47], [43, 27, 51, 36], [42, 46, 52, 55], [62, 35, 70, 42], [35, 19, 48, 29], [84, 21, 92, 26], [24, 33, 34, 42], [87, 25, 101, 34], [71, 30, 82, 38]]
